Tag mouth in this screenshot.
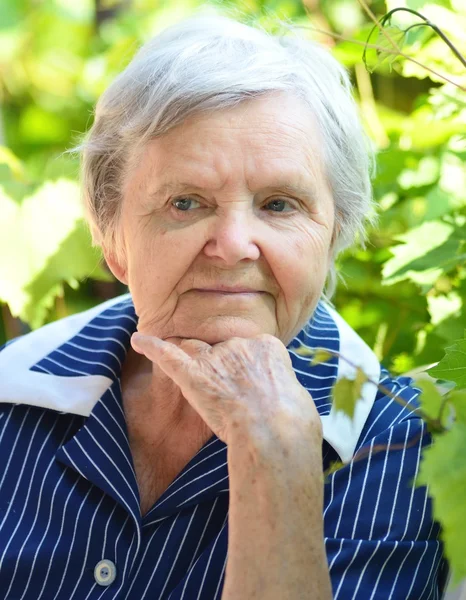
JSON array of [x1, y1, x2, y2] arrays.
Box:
[[192, 287, 265, 294]]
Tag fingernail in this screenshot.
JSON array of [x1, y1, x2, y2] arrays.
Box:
[[131, 332, 150, 351]]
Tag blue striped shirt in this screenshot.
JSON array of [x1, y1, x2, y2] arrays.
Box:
[[0, 295, 444, 599]]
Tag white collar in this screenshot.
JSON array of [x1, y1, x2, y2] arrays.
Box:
[[0, 295, 380, 463]]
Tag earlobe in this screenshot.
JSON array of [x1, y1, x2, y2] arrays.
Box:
[[103, 248, 129, 285]]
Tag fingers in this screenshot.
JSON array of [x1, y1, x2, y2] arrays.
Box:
[[166, 337, 212, 358], [131, 333, 191, 380]]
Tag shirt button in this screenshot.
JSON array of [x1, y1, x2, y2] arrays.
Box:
[[94, 559, 117, 586]]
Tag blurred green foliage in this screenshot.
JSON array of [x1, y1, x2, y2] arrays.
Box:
[[1, 0, 466, 584], [1, 0, 464, 373]]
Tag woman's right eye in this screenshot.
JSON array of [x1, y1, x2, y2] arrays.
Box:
[[172, 197, 201, 211]]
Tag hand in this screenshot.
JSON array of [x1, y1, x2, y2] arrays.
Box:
[[131, 333, 322, 449]]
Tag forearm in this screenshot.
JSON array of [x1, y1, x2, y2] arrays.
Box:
[[221, 431, 332, 600]]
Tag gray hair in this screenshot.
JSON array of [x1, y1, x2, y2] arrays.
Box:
[[79, 13, 375, 296]]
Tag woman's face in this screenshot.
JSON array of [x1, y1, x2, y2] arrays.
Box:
[[108, 93, 335, 346]]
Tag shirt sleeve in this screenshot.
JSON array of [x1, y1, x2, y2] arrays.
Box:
[[323, 374, 444, 600]]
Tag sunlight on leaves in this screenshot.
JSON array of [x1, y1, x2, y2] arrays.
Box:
[[332, 369, 367, 420], [417, 423, 466, 583], [429, 336, 466, 389], [0, 179, 109, 328]]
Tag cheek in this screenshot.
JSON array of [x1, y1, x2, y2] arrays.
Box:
[[273, 225, 331, 290], [126, 223, 204, 295]]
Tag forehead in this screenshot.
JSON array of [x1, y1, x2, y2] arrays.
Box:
[[130, 94, 326, 193]]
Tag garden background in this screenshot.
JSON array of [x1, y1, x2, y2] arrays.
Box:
[[0, 0, 465, 589]]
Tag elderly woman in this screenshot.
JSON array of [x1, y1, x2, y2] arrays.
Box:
[[0, 14, 444, 600]]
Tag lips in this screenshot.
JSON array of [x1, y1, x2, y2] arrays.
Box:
[[193, 286, 263, 293]]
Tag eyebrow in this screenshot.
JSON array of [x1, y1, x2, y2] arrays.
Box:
[[148, 181, 318, 203]]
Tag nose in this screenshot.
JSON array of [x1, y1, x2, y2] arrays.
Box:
[[203, 208, 261, 265]]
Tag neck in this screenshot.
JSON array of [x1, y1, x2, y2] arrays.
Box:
[[120, 347, 213, 455]]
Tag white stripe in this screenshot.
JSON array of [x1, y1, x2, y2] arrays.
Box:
[[195, 514, 229, 600], [95, 313, 137, 323], [91, 411, 136, 477], [0, 405, 15, 442], [155, 462, 228, 509], [68, 492, 107, 600], [76, 332, 127, 351], [36, 476, 82, 600], [41, 355, 90, 376], [54, 348, 119, 379], [334, 539, 363, 599], [12, 419, 74, 600], [368, 427, 394, 540], [214, 552, 228, 600], [350, 540, 381, 600], [157, 507, 200, 600], [351, 439, 374, 539], [66, 340, 123, 367], [327, 537, 344, 573], [122, 521, 166, 600], [177, 474, 229, 507], [0, 410, 44, 536], [49, 486, 94, 600], [333, 457, 356, 538], [389, 541, 421, 599], [0, 407, 31, 494], [69, 436, 140, 515], [368, 540, 402, 600], [382, 422, 411, 541], [414, 542, 441, 600], [18, 468, 69, 600], [400, 420, 424, 541], [177, 498, 221, 599], [140, 517, 184, 599]]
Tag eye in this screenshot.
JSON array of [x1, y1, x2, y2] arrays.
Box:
[[263, 198, 295, 213], [172, 197, 201, 211]]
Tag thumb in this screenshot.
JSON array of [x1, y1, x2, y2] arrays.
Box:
[[131, 332, 192, 384]]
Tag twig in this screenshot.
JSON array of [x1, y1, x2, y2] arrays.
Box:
[[382, 7, 466, 70], [354, 62, 390, 147], [356, 0, 403, 54], [298, 344, 420, 416], [297, 24, 466, 90]]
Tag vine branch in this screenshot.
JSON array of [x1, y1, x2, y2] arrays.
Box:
[[296, 23, 465, 90]]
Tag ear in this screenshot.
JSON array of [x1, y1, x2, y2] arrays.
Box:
[[103, 247, 129, 285]]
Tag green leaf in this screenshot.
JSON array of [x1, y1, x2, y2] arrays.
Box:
[[332, 369, 367, 420], [429, 337, 466, 389], [311, 348, 332, 366], [415, 379, 450, 430], [370, 25, 406, 72], [427, 292, 463, 326], [0, 146, 26, 181], [449, 389, 466, 424], [0, 179, 110, 328], [417, 423, 466, 583], [382, 220, 462, 285], [293, 346, 333, 365]]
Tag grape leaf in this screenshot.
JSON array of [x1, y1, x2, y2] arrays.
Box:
[[449, 390, 466, 424], [382, 220, 463, 285], [365, 25, 406, 73], [293, 345, 333, 365], [415, 379, 449, 429], [332, 369, 367, 420], [417, 423, 466, 583], [429, 337, 466, 389], [0, 179, 110, 328], [311, 348, 332, 366]]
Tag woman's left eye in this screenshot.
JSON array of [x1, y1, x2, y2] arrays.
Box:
[[264, 199, 295, 212], [172, 197, 201, 211]]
